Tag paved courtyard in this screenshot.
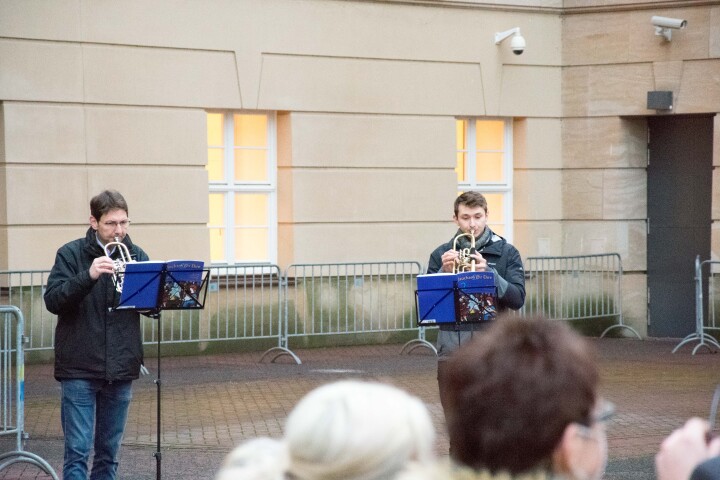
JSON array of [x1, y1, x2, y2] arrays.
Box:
[[1, 336, 719, 479]]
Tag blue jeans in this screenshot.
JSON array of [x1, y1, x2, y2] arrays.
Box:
[[60, 379, 133, 480]]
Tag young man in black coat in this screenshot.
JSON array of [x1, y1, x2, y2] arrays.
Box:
[[44, 189, 149, 480], [426, 191, 525, 424]]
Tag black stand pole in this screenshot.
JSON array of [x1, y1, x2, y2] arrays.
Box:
[[152, 311, 162, 480], [114, 267, 209, 480]]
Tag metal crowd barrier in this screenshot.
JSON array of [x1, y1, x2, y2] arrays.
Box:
[[0, 271, 54, 351], [0, 305, 58, 479], [2, 254, 642, 363], [150, 264, 283, 343], [276, 262, 433, 364], [149, 264, 286, 361], [521, 253, 641, 339], [0, 266, 286, 361], [673, 256, 720, 355]]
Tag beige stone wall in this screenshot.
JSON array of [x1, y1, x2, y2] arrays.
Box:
[[278, 112, 457, 266], [513, 117, 563, 258], [0, 101, 209, 270], [713, 115, 720, 262], [0, 0, 563, 273], [562, 3, 720, 335]]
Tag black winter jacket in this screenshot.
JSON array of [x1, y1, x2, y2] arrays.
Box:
[[44, 228, 149, 382], [427, 228, 525, 333], [691, 456, 720, 480]]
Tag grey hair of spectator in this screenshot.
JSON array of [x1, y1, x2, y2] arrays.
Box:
[[216, 437, 287, 480], [286, 380, 435, 479], [215, 380, 436, 480]]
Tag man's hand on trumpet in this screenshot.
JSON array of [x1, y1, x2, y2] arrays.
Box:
[[439, 249, 488, 273], [89, 256, 115, 280]]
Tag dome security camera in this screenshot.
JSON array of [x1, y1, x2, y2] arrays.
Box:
[[510, 34, 526, 55], [495, 27, 526, 55]]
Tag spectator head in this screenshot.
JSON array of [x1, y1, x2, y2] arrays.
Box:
[[216, 437, 287, 480], [285, 380, 435, 480], [216, 380, 435, 480], [445, 315, 606, 479]]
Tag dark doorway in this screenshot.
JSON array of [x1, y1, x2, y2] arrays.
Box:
[[647, 115, 714, 337]]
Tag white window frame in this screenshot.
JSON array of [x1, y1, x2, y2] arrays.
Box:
[[207, 110, 277, 265], [457, 117, 514, 243]]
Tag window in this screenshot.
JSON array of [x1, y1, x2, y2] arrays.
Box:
[[456, 118, 514, 242], [207, 112, 277, 264]]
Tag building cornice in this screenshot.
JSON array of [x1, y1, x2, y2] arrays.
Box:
[[561, 0, 720, 15], [327, 0, 562, 14], [342, 0, 720, 15]]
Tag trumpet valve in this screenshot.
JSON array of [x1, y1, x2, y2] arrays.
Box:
[[103, 236, 133, 293]]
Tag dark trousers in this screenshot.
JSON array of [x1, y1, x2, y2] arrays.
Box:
[[437, 359, 452, 414], [437, 360, 454, 455]]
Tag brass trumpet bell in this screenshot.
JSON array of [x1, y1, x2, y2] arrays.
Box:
[[452, 231, 476, 274]]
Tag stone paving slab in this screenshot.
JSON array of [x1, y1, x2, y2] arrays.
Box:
[[1, 337, 719, 479]]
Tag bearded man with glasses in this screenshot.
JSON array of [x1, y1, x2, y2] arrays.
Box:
[[44, 189, 149, 480]]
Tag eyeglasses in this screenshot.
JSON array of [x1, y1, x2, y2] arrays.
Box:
[[576, 399, 615, 440], [592, 399, 616, 424], [578, 399, 615, 430], [102, 220, 131, 229]]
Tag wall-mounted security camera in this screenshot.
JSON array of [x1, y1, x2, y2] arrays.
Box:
[[651, 16, 687, 41], [510, 34, 526, 55], [495, 27, 525, 55]]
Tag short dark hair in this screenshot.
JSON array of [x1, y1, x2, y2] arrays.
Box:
[[445, 315, 599, 474], [90, 190, 128, 221], [454, 191, 488, 217]]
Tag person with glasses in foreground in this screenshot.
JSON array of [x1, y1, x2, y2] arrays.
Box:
[[44, 189, 149, 480], [399, 314, 610, 480]]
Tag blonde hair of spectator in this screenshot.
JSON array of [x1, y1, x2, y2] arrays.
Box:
[[215, 380, 435, 480], [285, 380, 435, 480], [216, 436, 288, 480]]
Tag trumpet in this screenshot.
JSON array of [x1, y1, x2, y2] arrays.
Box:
[[103, 236, 134, 293], [452, 231, 476, 274]]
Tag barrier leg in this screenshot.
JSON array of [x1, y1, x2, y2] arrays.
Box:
[[260, 346, 302, 365], [400, 327, 437, 356], [0, 451, 60, 480], [672, 333, 720, 354], [600, 324, 642, 339]]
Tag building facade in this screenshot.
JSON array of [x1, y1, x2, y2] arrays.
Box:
[[1, 0, 719, 337]]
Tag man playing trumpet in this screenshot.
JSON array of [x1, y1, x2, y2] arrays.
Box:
[[44, 189, 149, 480], [426, 191, 525, 449]]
